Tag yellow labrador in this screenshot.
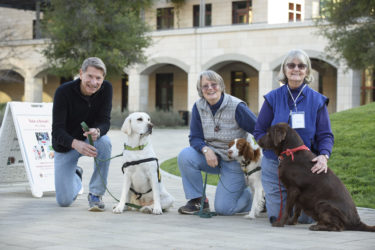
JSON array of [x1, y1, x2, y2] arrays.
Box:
[[113, 112, 174, 214]]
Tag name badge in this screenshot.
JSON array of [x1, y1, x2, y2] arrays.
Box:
[[291, 111, 305, 129]]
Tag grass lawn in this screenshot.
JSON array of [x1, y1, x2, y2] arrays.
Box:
[[329, 102, 375, 208], [160, 102, 375, 209]]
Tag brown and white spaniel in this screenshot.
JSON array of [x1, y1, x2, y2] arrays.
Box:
[[228, 134, 265, 219]]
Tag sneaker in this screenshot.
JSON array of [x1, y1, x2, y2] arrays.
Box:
[[76, 166, 84, 195], [178, 198, 210, 215], [88, 193, 105, 212]]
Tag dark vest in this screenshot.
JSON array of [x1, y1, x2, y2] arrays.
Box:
[[264, 84, 328, 160]]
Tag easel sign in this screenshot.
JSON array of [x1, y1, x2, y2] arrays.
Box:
[[0, 102, 55, 197]]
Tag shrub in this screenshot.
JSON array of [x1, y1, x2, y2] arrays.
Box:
[[110, 107, 186, 128], [110, 106, 129, 129], [0, 102, 7, 126], [149, 109, 185, 127]]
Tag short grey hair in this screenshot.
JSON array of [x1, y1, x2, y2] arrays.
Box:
[[196, 70, 226, 98], [81, 57, 107, 77], [278, 49, 313, 84]]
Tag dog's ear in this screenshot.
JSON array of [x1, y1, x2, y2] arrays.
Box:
[[253, 148, 261, 162], [121, 116, 132, 135], [242, 141, 254, 161], [273, 126, 287, 147]]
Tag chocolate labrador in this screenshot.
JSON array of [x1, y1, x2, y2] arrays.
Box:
[[258, 122, 374, 232]]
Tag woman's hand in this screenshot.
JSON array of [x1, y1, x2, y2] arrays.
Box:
[[311, 155, 328, 174], [203, 148, 218, 168]]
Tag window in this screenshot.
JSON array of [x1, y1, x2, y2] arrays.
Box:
[[156, 73, 173, 111], [288, 2, 302, 22], [33, 20, 45, 39], [121, 74, 128, 111], [232, 1, 252, 24], [231, 71, 249, 104], [193, 4, 212, 27], [157, 8, 174, 30]]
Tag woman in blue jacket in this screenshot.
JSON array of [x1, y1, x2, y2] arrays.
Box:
[[253, 49, 334, 224]]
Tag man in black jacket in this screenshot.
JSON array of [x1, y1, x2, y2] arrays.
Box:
[[52, 57, 112, 211]]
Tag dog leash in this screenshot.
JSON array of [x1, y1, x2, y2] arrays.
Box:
[[195, 172, 217, 218], [277, 167, 283, 222], [276, 145, 311, 221], [197, 163, 258, 218], [194, 162, 245, 218], [216, 164, 247, 194], [81, 122, 142, 209]]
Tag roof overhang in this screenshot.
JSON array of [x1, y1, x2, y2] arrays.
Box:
[[0, 0, 49, 11]]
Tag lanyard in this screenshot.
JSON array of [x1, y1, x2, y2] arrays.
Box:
[[287, 84, 306, 112]]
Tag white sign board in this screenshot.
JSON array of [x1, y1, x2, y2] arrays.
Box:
[[0, 102, 55, 197]]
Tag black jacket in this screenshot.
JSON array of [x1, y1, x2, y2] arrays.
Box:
[[52, 78, 113, 152]]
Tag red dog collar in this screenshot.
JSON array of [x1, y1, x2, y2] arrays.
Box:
[[279, 145, 310, 161]]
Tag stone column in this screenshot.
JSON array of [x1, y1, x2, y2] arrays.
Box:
[[128, 69, 149, 112], [187, 71, 200, 111], [24, 72, 43, 102], [258, 65, 274, 113], [336, 67, 361, 112]]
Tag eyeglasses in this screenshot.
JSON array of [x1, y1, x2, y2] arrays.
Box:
[[202, 83, 218, 90], [286, 63, 307, 70]]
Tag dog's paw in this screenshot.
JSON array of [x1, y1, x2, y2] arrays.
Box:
[[287, 219, 298, 225], [309, 225, 319, 231], [244, 214, 256, 219], [152, 207, 163, 215], [272, 221, 284, 227], [244, 210, 256, 219], [113, 204, 125, 214]]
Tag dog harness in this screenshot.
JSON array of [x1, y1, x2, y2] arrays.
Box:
[[240, 160, 261, 176], [130, 187, 152, 200], [121, 157, 161, 182], [278, 145, 310, 161], [121, 157, 161, 200]]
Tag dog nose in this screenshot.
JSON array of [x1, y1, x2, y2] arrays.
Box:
[[228, 150, 233, 155], [148, 123, 153, 129]]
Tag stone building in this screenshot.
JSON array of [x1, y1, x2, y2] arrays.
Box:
[[0, 0, 370, 117]]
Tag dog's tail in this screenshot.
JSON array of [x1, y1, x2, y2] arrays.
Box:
[[351, 221, 375, 232]]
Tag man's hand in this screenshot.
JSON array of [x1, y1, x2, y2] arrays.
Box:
[[83, 128, 100, 142], [72, 139, 97, 157], [203, 147, 218, 168]]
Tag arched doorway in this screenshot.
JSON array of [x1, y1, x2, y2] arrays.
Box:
[[272, 58, 337, 113], [0, 70, 24, 102], [208, 61, 259, 113], [311, 59, 337, 113]]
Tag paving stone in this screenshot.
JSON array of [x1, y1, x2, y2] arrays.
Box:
[[0, 128, 374, 249]]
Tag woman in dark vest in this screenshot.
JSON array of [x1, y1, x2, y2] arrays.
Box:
[[178, 70, 257, 215], [253, 49, 334, 224]]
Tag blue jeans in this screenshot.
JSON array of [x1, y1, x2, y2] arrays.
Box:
[[178, 147, 252, 215], [262, 156, 313, 223], [54, 135, 112, 207]]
